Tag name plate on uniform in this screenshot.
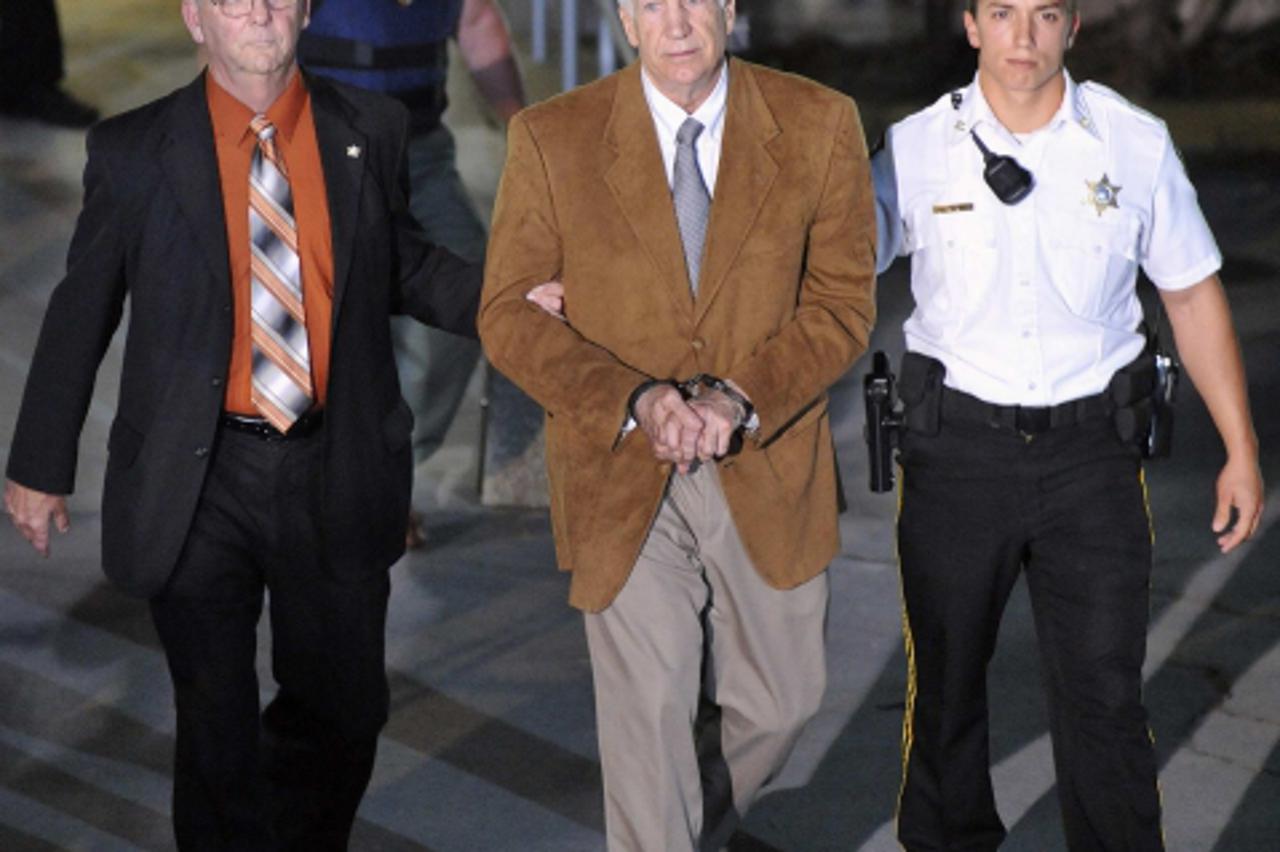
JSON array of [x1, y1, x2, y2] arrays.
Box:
[[932, 203, 974, 215]]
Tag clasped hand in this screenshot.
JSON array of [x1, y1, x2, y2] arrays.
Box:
[[633, 383, 743, 474], [523, 281, 747, 472]]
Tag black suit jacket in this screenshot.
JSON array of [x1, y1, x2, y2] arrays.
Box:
[[6, 71, 480, 597]]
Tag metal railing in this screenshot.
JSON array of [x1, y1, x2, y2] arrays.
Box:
[[529, 0, 637, 91]]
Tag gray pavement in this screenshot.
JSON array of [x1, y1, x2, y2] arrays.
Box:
[[1, 3, 1278, 850]]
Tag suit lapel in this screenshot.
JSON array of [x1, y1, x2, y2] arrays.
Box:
[[696, 58, 780, 323], [603, 65, 694, 314], [161, 74, 231, 287], [306, 74, 367, 329]]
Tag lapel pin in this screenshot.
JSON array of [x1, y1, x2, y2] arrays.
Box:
[[346, 144, 362, 159]]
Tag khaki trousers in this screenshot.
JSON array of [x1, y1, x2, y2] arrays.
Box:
[[584, 464, 829, 851]]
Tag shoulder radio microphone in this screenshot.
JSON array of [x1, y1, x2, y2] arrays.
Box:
[[970, 131, 1034, 205]]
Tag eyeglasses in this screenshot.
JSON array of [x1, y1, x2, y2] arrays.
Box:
[[210, 0, 299, 18]]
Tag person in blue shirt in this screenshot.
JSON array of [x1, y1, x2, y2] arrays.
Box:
[[301, 0, 526, 547]]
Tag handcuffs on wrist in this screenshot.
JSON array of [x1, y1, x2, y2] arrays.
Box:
[[682, 373, 757, 434], [627, 374, 758, 435]]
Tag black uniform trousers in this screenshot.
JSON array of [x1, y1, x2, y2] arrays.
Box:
[[0, 0, 65, 97], [895, 400, 1163, 852], [148, 423, 391, 851]]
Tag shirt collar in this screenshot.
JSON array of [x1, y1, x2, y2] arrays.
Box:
[[948, 69, 1098, 145], [206, 67, 308, 149], [640, 59, 730, 145], [1063, 71, 1101, 141]]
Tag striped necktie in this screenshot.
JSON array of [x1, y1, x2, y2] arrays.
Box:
[[673, 117, 711, 295], [248, 114, 313, 432]]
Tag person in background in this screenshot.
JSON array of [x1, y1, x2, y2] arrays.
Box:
[[872, 1, 1264, 849], [300, 0, 526, 548], [0, 0, 99, 127]]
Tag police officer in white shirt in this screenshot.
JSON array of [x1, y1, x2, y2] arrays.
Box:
[[871, 1, 1264, 849]]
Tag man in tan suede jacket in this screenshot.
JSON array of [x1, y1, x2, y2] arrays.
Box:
[[479, 1, 875, 847]]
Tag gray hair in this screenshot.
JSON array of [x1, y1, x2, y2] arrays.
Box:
[[617, 0, 728, 10]]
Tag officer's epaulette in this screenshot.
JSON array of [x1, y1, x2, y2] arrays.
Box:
[[1079, 81, 1163, 130]]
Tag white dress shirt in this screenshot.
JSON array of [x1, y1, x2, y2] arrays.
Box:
[[873, 71, 1222, 406], [641, 62, 729, 195], [620, 63, 738, 437]]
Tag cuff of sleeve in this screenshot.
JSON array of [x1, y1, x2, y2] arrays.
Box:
[[1149, 253, 1222, 292], [726, 369, 770, 442]]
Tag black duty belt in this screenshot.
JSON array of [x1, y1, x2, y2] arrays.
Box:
[[299, 35, 448, 71], [941, 387, 1112, 435], [219, 410, 325, 441], [300, 33, 449, 128]]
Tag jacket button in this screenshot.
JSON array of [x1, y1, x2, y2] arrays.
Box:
[[194, 447, 209, 459], [211, 377, 223, 387], [691, 338, 705, 351]]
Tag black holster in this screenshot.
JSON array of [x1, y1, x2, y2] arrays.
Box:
[[898, 352, 946, 436], [1109, 344, 1178, 459], [1108, 355, 1155, 444]]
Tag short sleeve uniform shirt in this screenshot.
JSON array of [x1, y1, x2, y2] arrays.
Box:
[[872, 71, 1221, 406]]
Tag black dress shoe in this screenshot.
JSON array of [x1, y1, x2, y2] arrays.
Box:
[[0, 85, 99, 128]]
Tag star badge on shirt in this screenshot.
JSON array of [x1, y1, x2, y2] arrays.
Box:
[[346, 144, 362, 159], [1084, 173, 1122, 216]]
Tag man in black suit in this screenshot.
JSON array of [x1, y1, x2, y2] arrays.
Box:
[[3, 0, 500, 847]]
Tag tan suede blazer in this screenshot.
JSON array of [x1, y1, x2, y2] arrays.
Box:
[[480, 58, 876, 612]]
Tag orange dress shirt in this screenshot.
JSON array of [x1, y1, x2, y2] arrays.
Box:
[[207, 70, 334, 415]]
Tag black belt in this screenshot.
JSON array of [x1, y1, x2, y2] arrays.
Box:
[[219, 410, 325, 440], [299, 35, 450, 128], [941, 387, 1112, 435], [298, 35, 448, 72]]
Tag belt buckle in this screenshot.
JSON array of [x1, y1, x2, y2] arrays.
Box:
[[1015, 406, 1051, 435], [222, 414, 286, 440]]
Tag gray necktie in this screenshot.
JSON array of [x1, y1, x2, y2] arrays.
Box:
[[673, 117, 711, 295]]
